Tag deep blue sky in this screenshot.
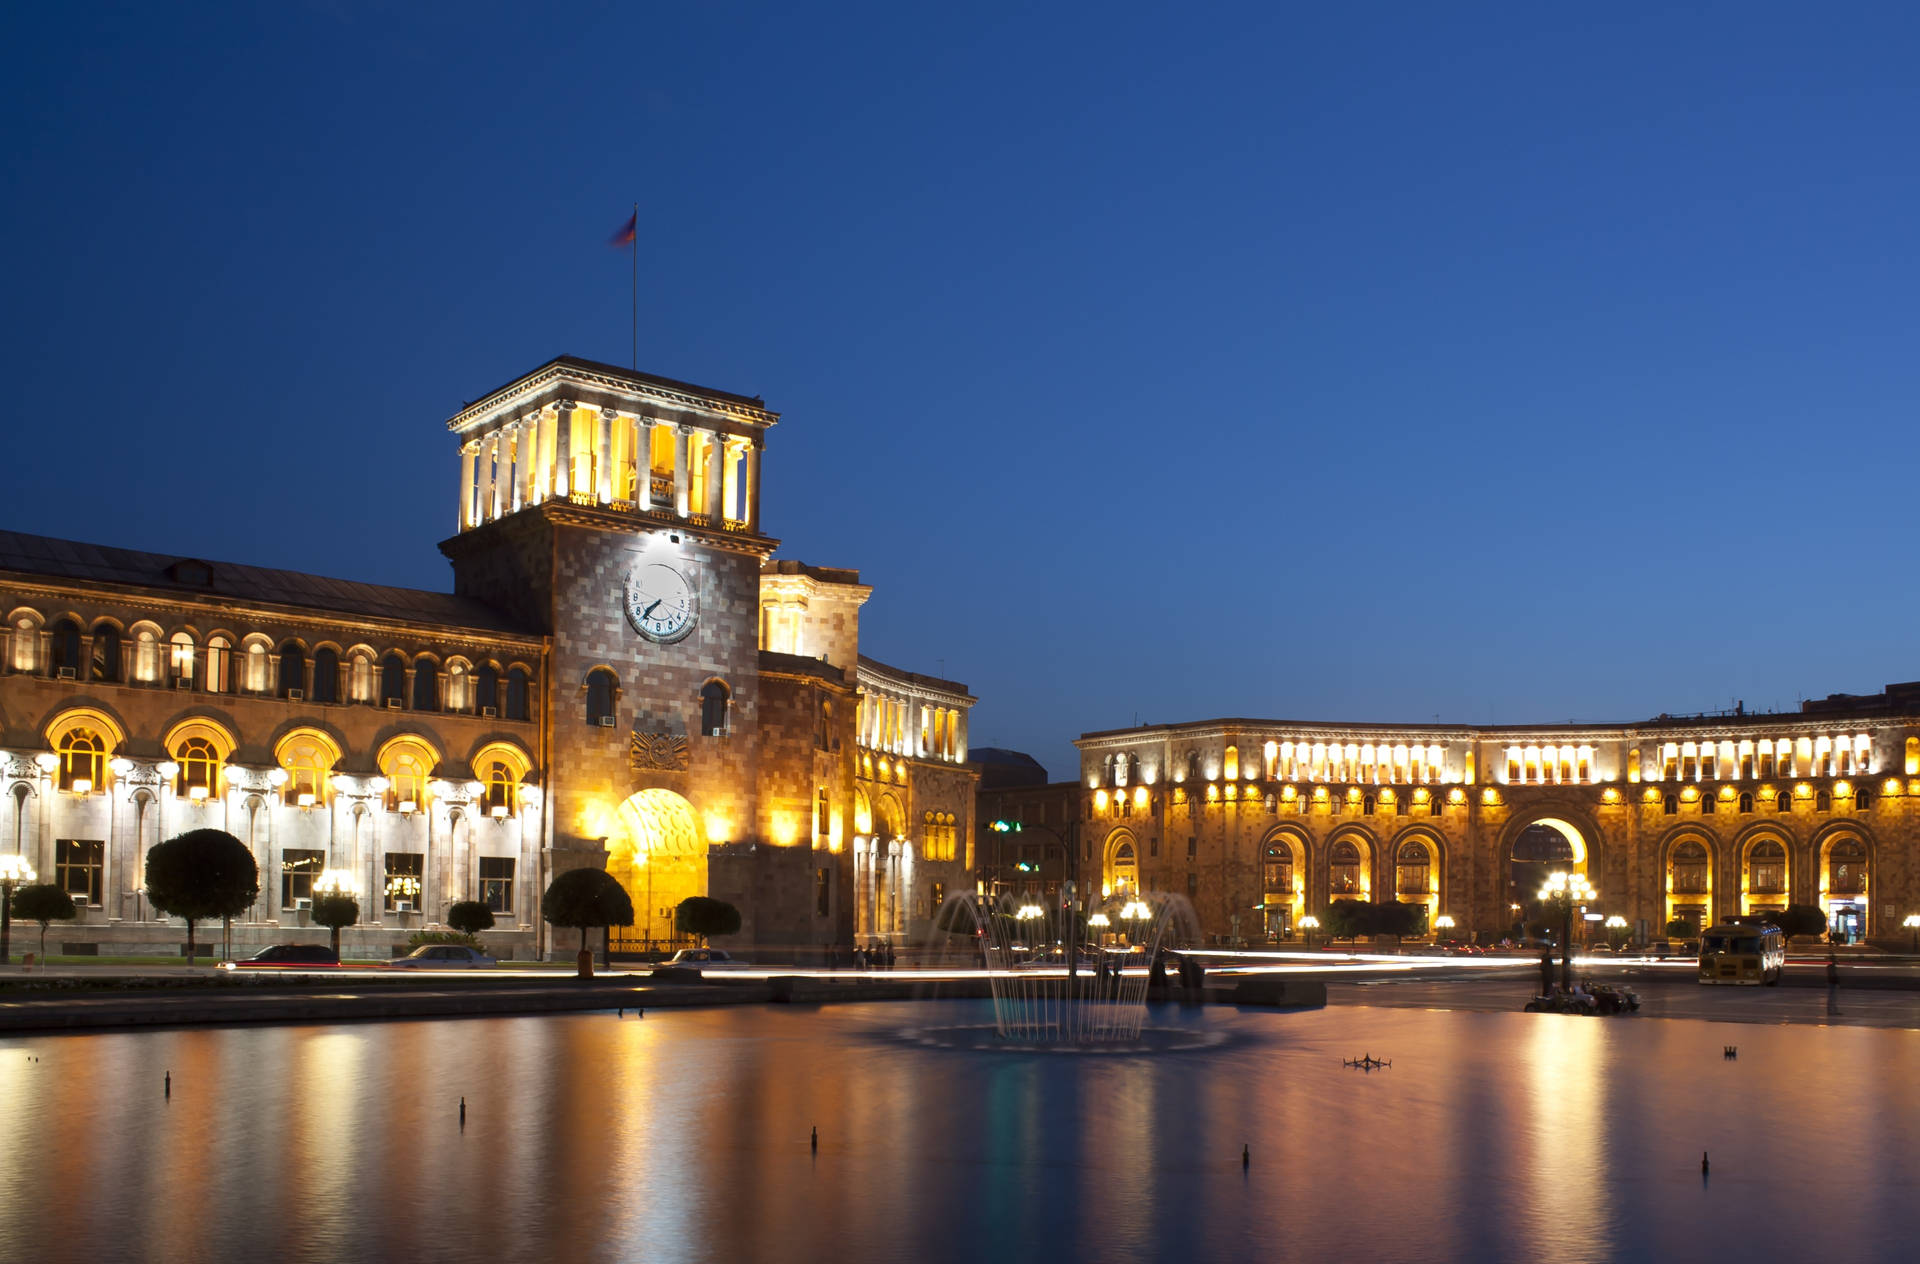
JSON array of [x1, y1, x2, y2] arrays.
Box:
[[6, 3, 1919, 777]]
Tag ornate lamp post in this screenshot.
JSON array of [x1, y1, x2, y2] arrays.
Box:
[[0, 853, 37, 965], [1299, 914, 1320, 951], [1903, 913, 1920, 955], [1605, 913, 1629, 952], [1538, 870, 1597, 991], [1434, 913, 1456, 942]]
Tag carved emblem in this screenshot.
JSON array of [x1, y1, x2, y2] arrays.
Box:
[[629, 730, 690, 772]]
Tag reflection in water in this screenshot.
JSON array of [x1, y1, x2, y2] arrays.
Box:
[[1, 1002, 1916, 1263]]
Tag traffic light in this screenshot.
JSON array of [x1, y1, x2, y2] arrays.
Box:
[[989, 820, 1023, 833]]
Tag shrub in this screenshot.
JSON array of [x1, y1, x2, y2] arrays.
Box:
[[310, 893, 360, 956], [10, 884, 76, 959], [542, 868, 635, 967], [145, 830, 259, 961], [448, 901, 496, 937], [1665, 918, 1694, 939], [406, 929, 479, 951], [675, 896, 741, 945], [1761, 904, 1827, 940]]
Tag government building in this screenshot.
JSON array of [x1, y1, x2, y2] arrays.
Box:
[[1055, 692, 1920, 948], [0, 357, 975, 959]]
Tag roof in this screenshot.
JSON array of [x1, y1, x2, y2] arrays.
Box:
[[450, 355, 777, 428], [0, 529, 536, 636], [757, 649, 852, 686], [967, 747, 1051, 790], [857, 654, 973, 699]]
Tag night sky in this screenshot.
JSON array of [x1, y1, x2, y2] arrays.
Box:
[[6, 3, 1919, 778]]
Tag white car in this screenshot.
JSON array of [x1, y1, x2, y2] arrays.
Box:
[[390, 944, 498, 969], [665, 948, 745, 969]]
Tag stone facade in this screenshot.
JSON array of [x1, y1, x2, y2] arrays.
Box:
[[0, 356, 975, 958], [1064, 688, 1920, 949]]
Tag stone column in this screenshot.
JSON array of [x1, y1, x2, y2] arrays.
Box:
[[476, 434, 495, 525], [596, 407, 615, 503], [673, 424, 691, 516], [528, 412, 547, 505], [637, 419, 657, 509], [703, 430, 725, 520], [744, 440, 761, 533], [458, 442, 477, 530], [503, 422, 523, 513], [554, 401, 575, 498]]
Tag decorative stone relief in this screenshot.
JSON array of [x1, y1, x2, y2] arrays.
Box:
[[629, 730, 690, 772]]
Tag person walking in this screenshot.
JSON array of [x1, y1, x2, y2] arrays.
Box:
[[1538, 949, 1556, 997]]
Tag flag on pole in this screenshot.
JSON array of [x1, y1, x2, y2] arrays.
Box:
[[610, 210, 637, 248]]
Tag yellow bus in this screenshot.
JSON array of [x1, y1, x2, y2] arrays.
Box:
[[1698, 923, 1786, 986]]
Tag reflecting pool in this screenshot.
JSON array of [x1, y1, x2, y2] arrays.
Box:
[[1, 1001, 1915, 1262]]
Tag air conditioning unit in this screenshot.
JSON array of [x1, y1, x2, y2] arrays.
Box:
[[287, 688, 304, 701], [597, 715, 616, 727], [56, 667, 76, 680], [174, 677, 193, 689], [481, 706, 497, 717], [385, 698, 402, 710], [395, 900, 414, 913], [294, 898, 312, 910]]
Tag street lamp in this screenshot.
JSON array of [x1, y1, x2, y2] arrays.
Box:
[[1605, 913, 1629, 952], [1538, 870, 1597, 991], [1434, 914, 1456, 942], [1904, 913, 1920, 955], [0, 853, 37, 964], [1299, 914, 1320, 950]]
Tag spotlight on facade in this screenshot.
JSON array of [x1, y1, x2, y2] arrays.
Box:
[[372, 776, 391, 793], [267, 768, 289, 787], [189, 786, 209, 802], [158, 761, 180, 779], [491, 804, 508, 819], [466, 780, 484, 797], [297, 792, 316, 808], [314, 870, 357, 898], [33, 752, 58, 772], [109, 757, 133, 776], [71, 779, 91, 795]]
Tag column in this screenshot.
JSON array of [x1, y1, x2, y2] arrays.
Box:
[[744, 440, 761, 533], [528, 412, 547, 505], [503, 422, 523, 512], [458, 442, 477, 530], [625, 414, 642, 506], [703, 430, 725, 520], [637, 419, 656, 509], [475, 434, 495, 525], [553, 401, 574, 498], [673, 425, 691, 516], [596, 407, 615, 503]]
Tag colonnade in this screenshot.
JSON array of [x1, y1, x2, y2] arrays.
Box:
[[458, 400, 760, 533]]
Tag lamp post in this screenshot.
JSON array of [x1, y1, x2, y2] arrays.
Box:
[[1605, 913, 1629, 952], [1299, 914, 1320, 951], [1434, 913, 1456, 943], [1538, 870, 1597, 992], [0, 853, 37, 965], [1904, 913, 1920, 955]]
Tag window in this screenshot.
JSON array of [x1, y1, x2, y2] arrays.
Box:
[[1857, 788, 1873, 811], [206, 635, 232, 692], [384, 853, 424, 912], [505, 667, 530, 721], [1362, 795, 1375, 816], [816, 699, 833, 751], [277, 732, 336, 807], [1670, 840, 1709, 894], [1829, 839, 1866, 894], [1701, 793, 1715, 815], [1330, 840, 1361, 895], [56, 839, 104, 906], [816, 867, 832, 917], [379, 739, 435, 813], [1396, 841, 1431, 895], [1187, 836, 1197, 860], [473, 662, 499, 714], [89, 623, 121, 682], [281, 849, 324, 907], [1186, 872, 1198, 898], [484, 761, 517, 816], [1738, 792, 1753, 814], [1262, 843, 1293, 896], [479, 857, 514, 913], [58, 728, 105, 792], [1775, 791, 1791, 812], [1750, 840, 1786, 895], [277, 643, 306, 697], [48, 618, 82, 678], [380, 653, 407, 706], [311, 648, 339, 703], [585, 667, 618, 725], [927, 880, 942, 918], [1816, 791, 1831, 813], [1663, 794, 1678, 816], [411, 657, 439, 711], [701, 680, 731, 737], [175, 736, 221, 799]]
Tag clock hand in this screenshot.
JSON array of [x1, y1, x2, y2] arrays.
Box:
[[642, 599, 662, 620]]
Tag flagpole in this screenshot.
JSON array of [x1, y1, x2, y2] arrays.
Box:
[[631, 201, 638, 370]]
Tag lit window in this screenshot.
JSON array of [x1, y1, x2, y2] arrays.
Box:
[[56, 839, 104, 905], [480, 857, 515, 913], [57, 728, 105, 792], [278, 733, 336, 807], [175, 736, 222, 798]]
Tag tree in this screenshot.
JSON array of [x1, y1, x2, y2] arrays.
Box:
[[1373, 901, 1426, 940], [310, 892, 359, 957], [676, 896, 741, 946], [542, 868, 635, 973], [1665, 917, 1694, 939], [10, 884, 76, 960], [145, 829, 259, 961], [1321, 899, 1374, 942], [1761, 904, 1827, 941], [448, 901, 495, 937]]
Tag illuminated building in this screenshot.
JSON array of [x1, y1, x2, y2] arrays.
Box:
[[0, 357, 974, 957], [1068, 688, 1920, 946]]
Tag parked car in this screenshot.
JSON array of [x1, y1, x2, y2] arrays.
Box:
[[389, 945, 498, 969], [220, 944, 339, 970], [666, 948, 746, 969]]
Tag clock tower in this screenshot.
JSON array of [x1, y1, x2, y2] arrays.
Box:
[[439, 356, 779, 935]]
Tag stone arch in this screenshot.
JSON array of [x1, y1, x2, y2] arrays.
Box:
[[1324, 824, 1378, 901], [610, 788, 704, 946], [852, 787, 873, 836], [1389, 823, 1447, 928], [1731, 823, 1794, 914], [1102, 826, 1139, 897], [1812, 820, 1875, 941], [1658, 825, 1718, 931], [874, 791, 905, 841], [1257, 825, 1309, 940]]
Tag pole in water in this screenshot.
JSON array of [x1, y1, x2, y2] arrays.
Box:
[[1701, 1151, 1709, 1175], [460, 1097, 467, 1127], [1242, 1144, 1250, 1170], [164, 1071, 171, 1098], [810, 1126, 818, 1153]]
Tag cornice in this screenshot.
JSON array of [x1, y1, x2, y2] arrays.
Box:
[[447, 362, 779, 435]]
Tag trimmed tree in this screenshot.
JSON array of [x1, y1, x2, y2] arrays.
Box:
[[310, 892, 360, 957], [1762, 904, 1827, 942], [11, 884, 76, 960], [1321, 898, 1373, 942], [675, 896, 741, 946], [144, 829, 259, 962], [448, 901, 496, 937], [1374, 901, 1427, 940], [542, 868, 635, 975], [1665, 917, 1694, 940]]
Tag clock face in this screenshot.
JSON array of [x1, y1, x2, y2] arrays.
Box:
[[624, 563, 697, 644]]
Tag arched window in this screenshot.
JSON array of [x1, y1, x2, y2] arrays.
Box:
[[1749, 839, 1786, 896], [57, 728, 105, 792], [485, 760, 517, 816], [1186, 751, 1200, 784], [505, 667, 530, 721], [348, 651, 373, 703], [1738, 792, 1754, 814], [49, 618, 82, 678], [1663, 794, 1678, 815], [205, 634, 231, 692], [1815, 790, 1831, 813], [277, 643, 306, 698], [474, 662, 500, 715], [1262, 842, 1293, 895], [311, 648, 339, 704], [411, 657, 439, 711], [1670, 840, 1709, 894], [1330, 840, 1361, 895], [380, 653, 408, 706], [1362, 795, 1375, 816], [1775, 791, 1791, 812], [378, 738, 437, 813], [701, 679, 731, 737], [175, 736, 222, 799], [277, 733, 336, 807], [89, 622, 121, 682], [1829, 838, 1867, 894], [169, 632, 197, 687], [1701, 792, 1716, 815], [1396, 841, 1431, 895], [243, 638, 269, 692], [131, 624, 160, 682], [585, 667, 618, 725]]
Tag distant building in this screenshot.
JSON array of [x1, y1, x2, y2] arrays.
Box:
[[0, 357, 974, 957]]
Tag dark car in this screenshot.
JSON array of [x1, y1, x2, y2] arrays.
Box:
[[220, 944, 340, 970]]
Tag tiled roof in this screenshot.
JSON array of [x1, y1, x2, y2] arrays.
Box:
[[0, 529, 535, 636]]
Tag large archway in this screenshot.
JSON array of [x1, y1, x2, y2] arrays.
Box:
[[609, 789, 703, 947], [1103, 828, 1138, 898], [1506, 817, 1591, 940]]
